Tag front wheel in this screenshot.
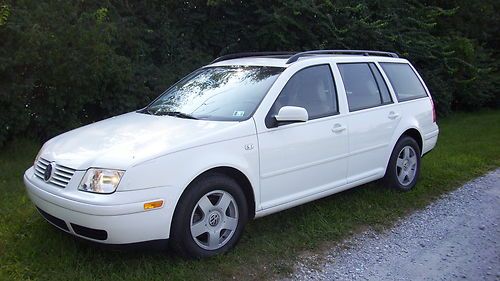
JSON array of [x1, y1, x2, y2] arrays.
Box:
[[170, 173, 248, 258], [383, 136, 421, 191]]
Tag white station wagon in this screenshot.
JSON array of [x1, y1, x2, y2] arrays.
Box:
[[24, 50, 439, 258]]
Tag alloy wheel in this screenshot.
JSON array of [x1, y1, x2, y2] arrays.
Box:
[[190, 190, 239, 250], [396, 146, 418, 186]]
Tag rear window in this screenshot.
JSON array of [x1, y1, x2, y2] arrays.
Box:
[[380, 63, 427, 101]]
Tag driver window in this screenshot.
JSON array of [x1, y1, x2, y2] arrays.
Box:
[[266, 64, 338, 127]]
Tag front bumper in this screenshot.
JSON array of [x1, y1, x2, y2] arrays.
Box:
[[24, 168, 175, 244]]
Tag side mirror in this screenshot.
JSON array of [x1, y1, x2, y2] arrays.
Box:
[[275, 106, 308, 123]]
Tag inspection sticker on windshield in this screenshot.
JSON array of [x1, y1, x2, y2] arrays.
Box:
[[233, 111, 245, 117]]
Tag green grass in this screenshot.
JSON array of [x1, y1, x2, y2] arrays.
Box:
[[1, 110, 499, 281]]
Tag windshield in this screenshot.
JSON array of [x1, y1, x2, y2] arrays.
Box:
[[144, 66, 284, 121]]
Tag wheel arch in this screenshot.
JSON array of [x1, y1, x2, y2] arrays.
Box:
[[383, 127, 424, 176], [175, 166, 256, 221], [382, 127, 423, 190], [400, 128, 423, 153]]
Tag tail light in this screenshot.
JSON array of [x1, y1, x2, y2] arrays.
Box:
[[430, 98, 437, 123]]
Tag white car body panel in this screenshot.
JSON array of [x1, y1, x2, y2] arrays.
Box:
[[257, 114, 349, 209], [39, 112, 247, 170], [24, 53, 439, 244]]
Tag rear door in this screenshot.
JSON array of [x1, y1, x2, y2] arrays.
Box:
[[336, 62, 401, 183], [257, 64, 349, 209]]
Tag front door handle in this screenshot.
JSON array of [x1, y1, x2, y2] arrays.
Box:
[[388, 111, 400, 120], [331, 123, 346, 133]]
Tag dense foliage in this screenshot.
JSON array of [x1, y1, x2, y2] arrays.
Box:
[[0, 0, 498, 146]]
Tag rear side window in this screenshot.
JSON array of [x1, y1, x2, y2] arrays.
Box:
[[338, 63, 392, 111], [369, 64, 392, 104], [380, 63, 427, 101]]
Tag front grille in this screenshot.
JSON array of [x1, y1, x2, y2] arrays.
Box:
[[34, 157, 76, 188]]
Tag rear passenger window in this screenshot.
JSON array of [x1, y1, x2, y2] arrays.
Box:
[[338, 63, 392, 112], [380, 63, 427, 101]]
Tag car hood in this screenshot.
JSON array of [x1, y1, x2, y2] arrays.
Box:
[[39, 112, 252, 170]]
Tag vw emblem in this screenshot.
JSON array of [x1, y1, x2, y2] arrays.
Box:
[[44, 162, 55, 182], [208, 213, 220, 227]]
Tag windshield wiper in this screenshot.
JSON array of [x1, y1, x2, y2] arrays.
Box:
[[159, 111, 198, 120], [137, 108, 152, 115]]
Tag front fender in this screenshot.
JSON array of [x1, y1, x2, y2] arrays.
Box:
[[117, 133, 260, 212]]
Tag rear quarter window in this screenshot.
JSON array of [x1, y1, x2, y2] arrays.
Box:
[[380, 63, 428, 101]]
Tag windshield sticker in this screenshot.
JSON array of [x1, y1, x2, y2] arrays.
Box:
[[233, 111, 245, 117]]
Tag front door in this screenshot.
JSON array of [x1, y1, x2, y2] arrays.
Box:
[[258, 64, 349, 209]]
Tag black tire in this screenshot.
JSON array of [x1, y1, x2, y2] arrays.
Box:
[[383, 136, 421, 191], [170, 173, 248, 258]]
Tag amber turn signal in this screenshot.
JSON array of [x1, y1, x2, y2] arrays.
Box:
[[144, 200, 164, 210]]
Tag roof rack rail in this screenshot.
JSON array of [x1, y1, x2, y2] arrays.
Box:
[[286, 50, 399, 63], [211, 52, 296, 64]]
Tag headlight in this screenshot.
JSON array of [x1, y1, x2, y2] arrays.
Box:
[[78, 168, 124, 194]]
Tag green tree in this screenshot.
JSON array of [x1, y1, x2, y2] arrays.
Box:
[[0, 0, 498, 146]]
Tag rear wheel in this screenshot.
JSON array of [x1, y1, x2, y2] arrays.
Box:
[[170, 173, 248, 258], [383, 136, 421, 191]]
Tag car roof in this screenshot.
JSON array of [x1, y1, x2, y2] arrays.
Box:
[[209, 55, 408, 68], [210, 57, 291, 68], [209, 50, 409, 68]]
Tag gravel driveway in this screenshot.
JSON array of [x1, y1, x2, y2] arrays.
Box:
[[286, 169, 500, 281]]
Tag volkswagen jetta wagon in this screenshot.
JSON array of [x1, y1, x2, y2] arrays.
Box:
[[24, 50, 439, 258]]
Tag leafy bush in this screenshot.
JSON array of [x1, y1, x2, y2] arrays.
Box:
[[0, 0, 498, 146]]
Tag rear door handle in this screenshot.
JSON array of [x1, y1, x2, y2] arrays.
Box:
[[388, 111, 400, 120], [331, 123, 346, 133]]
